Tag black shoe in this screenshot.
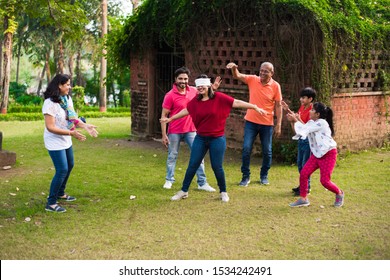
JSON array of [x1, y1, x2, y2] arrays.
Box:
[[292, 186, 300, 193], [293, 187, 310, 196]]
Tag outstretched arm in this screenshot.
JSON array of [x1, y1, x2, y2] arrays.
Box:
[[226, 62, 247, 83], [160, 108, 189, 123], [232, 99, 267, 115], [76, 119, 99, 137]]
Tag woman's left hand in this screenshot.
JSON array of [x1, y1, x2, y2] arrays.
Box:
[[211, 76, 222, 91], [85, 124, 99, 137]]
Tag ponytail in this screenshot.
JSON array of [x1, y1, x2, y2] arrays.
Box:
[[313, 102, 335, 136]]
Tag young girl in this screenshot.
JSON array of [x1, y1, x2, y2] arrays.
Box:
[[288, 102, 344, 207]]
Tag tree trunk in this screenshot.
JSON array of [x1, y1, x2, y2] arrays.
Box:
[[57, 38, 65, 74], [99, 0, 108, 112], [0, 38, 3, 91], [16, 41, 22, 84], [68, 53, 74, 84], [45, 50, 51, 83], [75, 49, 82, 86], [37, 64, 46, 96], [1, 16, 14, 115]]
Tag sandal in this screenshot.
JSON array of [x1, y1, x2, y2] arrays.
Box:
[[57, 195, 76, 202], [45, 204, 66, 213]]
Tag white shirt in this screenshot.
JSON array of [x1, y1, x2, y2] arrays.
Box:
[[294, 119, 337, 158], [42, 97, 73, 151]]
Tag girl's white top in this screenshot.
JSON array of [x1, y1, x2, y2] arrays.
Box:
[[294, 119, 337, 158], [42, 97, 73, 151]]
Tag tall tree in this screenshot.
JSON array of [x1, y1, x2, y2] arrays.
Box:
[[99, 0, 107, 112], [0, 0, 17, 114]]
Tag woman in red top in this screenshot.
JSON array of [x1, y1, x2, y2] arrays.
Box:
[[160, 74, 266, 202]]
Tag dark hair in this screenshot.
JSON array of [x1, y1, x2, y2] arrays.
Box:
[[43, 74, 71, 103], [174, 67, 190, 79], [196, 74, 215, 100], [300, 87, 316, 101], [313, 102, 335, 136]]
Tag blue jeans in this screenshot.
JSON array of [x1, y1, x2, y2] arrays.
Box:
[[47, 146, 74, 205], [166, 132, 207, 186], [297, 138, 311, 187], [182, 135, 226, 193], [241, 121, 273, 180]]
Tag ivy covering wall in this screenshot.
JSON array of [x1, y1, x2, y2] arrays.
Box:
[[117, 0, 390, 103]]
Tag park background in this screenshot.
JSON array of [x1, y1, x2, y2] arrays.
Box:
[[0, 0, 389, 267]]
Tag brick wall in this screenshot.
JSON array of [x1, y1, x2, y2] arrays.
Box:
[[332, 92, 390, 151], [130, 51, 156, 138]]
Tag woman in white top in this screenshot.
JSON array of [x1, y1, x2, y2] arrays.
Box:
[[287, 102, 344, 208], [42, 74, 98, 213]]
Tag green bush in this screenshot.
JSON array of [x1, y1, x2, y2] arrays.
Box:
[[9, 82, 27, 99], [8, 105, 41, 113], [72, 86, 85, 113], [0, 111, 130, 121], [273, 140, 298, 164], [15, 95, 42, 106]]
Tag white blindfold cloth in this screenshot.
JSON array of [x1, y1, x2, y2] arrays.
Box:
[[195, 78, 211, 87]]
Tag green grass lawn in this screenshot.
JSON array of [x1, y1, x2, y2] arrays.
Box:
[[0, 118, 389, 260]]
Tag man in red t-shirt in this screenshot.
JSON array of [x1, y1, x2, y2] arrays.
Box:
[[160, 67, 215, 192], [226, 62, 283, 186]]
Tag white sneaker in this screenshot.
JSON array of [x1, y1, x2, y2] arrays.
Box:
[[171, 190, 189, 201], [163, 180, 172, 189], [197, 183, 216, 192], [220, 192, 229, 202]]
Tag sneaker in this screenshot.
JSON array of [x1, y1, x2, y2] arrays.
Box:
[[334, 191, 344, 207], [220, 192, 229, 202], [171, 190, 188, 201], [45, 204, 66, 213], [289, 198, 310, 207], [163, 180, 172, 189], [57, 195, 76, 202], [197, 183, 216, 192], [239, 177, 250, 187], [260, 178, 270, 185]]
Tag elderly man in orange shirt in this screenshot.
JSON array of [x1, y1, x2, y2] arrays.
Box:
[[226, 62, 283, 186]]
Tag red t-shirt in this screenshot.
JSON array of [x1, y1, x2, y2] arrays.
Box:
[[162, 84, 197, 134], [186, 91, 234, 137], [298, 103, 313, 124]]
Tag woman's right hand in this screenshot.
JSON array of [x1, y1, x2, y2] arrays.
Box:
[[71, 130, 86, 142]]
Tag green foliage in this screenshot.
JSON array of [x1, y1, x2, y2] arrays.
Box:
[[15, 95, 42, 106], [9, 82, 27, 99], [377, 69, 390, 91], [0, 109, 130, 121], [273, 140, 298, 164], [118, 0, 390, 102], [71, 86, 85, 113], [122, 89, 131, 108]]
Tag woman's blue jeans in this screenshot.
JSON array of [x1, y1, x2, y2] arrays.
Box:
[[182, 135, 226, 193], [241, 121, 273, 180], [47, 146, 74, 205], [166, 132, 207, 185]]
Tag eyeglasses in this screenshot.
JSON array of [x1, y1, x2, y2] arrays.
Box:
[[259, 69, 271, 74]]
